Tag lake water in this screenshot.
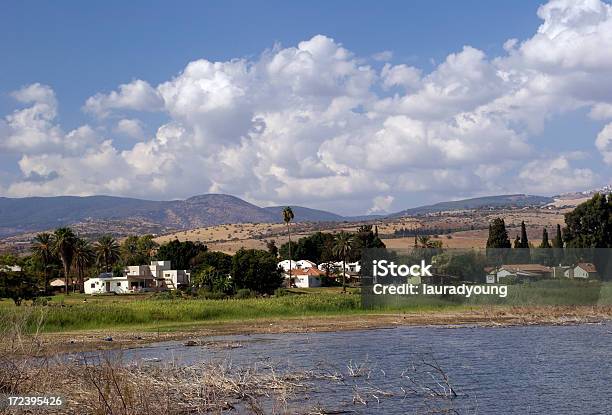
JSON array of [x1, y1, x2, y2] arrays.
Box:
[[107, 323, 612, 414]]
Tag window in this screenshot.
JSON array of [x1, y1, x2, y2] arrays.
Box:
[[116, 282, 121, 287], [90, 283, 95, 288]]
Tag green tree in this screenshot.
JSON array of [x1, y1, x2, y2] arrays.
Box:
[[266, 240, 278, 257], [332, 232, 354, 293], [486, 218, 511, 265], [282, 207, 295, 287], [539, 228, 551, 248], [31, 232, 55, 294], [0, 271, 38, 305], [231, 249, 283, 294], [486, 218, 511, 248], [53, 227, 76, 294], [156, 239, 207, 270], [552, 223, 564, 265], [564, 193, 612, 247], [121, 235, 159, 265], [519, 221, 529, 248], [553, 224, 563, 248], [94, 235, 121, 272], [563, 193, 612, 279], [73, 237, 94, 293]]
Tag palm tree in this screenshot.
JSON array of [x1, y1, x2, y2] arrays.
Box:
[[332, 232, 354, 293], [31, 232, 55, 294], [73, 237, 94, 293], [53, 227, 76, 294], [417, 235, 432, 248], [94, 235, 121, 272], [282, 207, 295, 287]]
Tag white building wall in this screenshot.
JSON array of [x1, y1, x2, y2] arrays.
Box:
[[278, 260, 298, 272], [573, 267, 589, 279]]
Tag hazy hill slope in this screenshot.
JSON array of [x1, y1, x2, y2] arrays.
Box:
[[0, 194, 278, 237], [391, 194, 553, 217]]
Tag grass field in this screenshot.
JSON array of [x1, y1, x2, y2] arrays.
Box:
[[1, 282, 610, 334]]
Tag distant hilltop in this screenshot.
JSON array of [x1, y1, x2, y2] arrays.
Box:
[[555, 185, 612, 200]]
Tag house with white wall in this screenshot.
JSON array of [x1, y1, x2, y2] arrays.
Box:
[[572, 263, 598, 279], [84, 260, 190, 294], [296, 259, 317, 269], [284, 267, 324, 288], [277, 260, 298, 272]]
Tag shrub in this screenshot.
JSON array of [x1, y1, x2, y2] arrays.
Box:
[[235, 288, 254, 299], [197, 289, 227, 300], [274, 288, 290, 297]]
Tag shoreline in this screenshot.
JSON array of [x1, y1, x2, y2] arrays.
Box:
[[14, 305, 612, 356]]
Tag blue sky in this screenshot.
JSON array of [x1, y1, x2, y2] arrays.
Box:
[[1, 0, 612, 214], [1, 1, 540, 124]]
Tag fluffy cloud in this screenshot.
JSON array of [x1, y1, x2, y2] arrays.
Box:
[[116, 118, 144, 139], [84, 80, 163, 118], [518, 155, 597, 193], [3, 1, 612, 213]]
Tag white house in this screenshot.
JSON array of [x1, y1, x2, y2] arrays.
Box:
[[487, 264, 552, 283], [317, 261, 338, 272], [124, 260, 190, 290], [572, 263, 598, 279], [317, 261, 361, 273], [277, 260, 298, 272], [85, 272, 135, 294], [84, 260, 190, 294], [0, 264, 22, 272], [284, 267, 324, 288], [296, 259, 317, 269]]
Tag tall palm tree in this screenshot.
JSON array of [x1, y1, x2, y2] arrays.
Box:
[[282, 207, 295, 288], [94, 235, 121, 272], [333, 232, 354, 293], [73, 237, 94, 293], [31, 232, 55, 294], [53, 227, 76, 294]]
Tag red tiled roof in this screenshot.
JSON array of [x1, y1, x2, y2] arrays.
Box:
[[285, 268, 325, 276], [576, 263, 597, 273], [499, 264, 551, 273]]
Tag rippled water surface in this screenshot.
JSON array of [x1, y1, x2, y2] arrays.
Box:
[[113, 323, 612, 414]]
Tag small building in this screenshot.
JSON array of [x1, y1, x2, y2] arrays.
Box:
[[573, 263, 598, 279], [0, 264, 22, 272], [553, 265, 572, 279], [277, 260, 298, 272], [285, 267, 324, 288], [296, 259, 317, 269], [487, 264, 552, 283], [84, 260, 190, 294], [85, 272, 138, 294]]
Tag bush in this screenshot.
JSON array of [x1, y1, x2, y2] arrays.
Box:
[[33, 296, 51, 306], [274, 288, 290, 297], [235, 288, 254, 299], [197, 289, 227, 300]]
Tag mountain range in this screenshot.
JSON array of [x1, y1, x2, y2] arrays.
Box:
[[0, 193, 554, 238]]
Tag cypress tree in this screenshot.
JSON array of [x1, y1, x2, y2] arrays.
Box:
[[539, 228, 551, 248], [486, 218, 511, 248], [513, 235, 521, 248], [520, 221, 529, 248], [553, 224, 563, 248]]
